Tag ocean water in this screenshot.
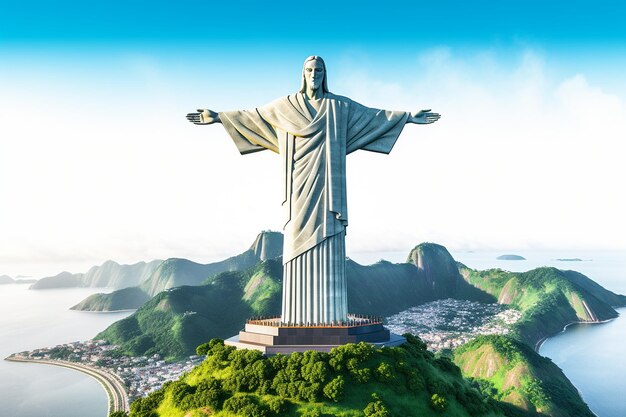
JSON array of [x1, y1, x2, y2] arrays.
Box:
[[0, 285, 133, 417], [540, 309, 626, 417]]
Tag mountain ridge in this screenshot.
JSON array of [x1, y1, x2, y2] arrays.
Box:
[[73, 231, 284, 311], [29, 260, 162, 290]]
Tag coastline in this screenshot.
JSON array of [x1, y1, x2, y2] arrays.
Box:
[[5, 355, 129, 416], [534, 317, 616, 352], [535, 317, 618, 417], [71, 309, 138, 313]]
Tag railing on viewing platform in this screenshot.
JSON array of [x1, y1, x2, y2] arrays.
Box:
[[246, 314, 384, 328]]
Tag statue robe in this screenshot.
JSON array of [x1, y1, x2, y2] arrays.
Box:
[[220, 93, 408, 325]]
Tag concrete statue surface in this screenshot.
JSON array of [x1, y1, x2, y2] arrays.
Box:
[[187, 56, 440, 351]]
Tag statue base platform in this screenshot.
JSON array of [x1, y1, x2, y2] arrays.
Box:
[[224, 317, 406, 354]]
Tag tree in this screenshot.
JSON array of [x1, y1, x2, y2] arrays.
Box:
[[223, 395, 267, 417], [323, 375, 345, 402], [129, 390, 164, 414], [363, 393, 391, 417], [266, 396, 288, 414], [170, 381, 194, 404], [430, 393, 448, 412], [302, 360, 329, 384], [375, 362, 394, 382], [196, 342, 211, 356]]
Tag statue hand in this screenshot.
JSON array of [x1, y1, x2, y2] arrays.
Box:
[[186, 109, 221, 125], [408, 109, 441, 124]]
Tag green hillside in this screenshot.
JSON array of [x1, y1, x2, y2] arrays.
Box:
[[96, 242, 625, 417], [97, 243, 625, 360], [458, 265, 623, 347], [96, 260, 283, 360], [125, 336, 533, 417], [346, 243, 494, 317], [71, 287, 151, 311], [97, 243, 489, 359], [138, 232, 283, 297], [73, 231, 284, 311], [454, 336, 594, 417]]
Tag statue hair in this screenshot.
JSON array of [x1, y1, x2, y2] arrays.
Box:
[[299, 55, 330, 94]]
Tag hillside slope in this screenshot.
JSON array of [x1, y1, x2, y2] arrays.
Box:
[[96, 243, 493, 359], [128, 336, 533, 417], [454, 335, 594, 417], [73, 231, 284, 311], [71, 287, 151, 311], [139, 231, 284, 297], [459, 265, 625, 347], [347, 243, 494, 317], [96, 260, 283, 360]]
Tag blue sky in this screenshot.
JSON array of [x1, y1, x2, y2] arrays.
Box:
[[1, 1, 625, 277], [2, 0, 626, 46]]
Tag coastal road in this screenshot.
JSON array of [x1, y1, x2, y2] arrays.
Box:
[[5, 356, 130, 414]]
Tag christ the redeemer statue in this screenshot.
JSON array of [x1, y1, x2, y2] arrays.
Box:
[[187, 56, 440, 327]]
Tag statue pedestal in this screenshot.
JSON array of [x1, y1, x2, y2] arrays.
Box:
[[224, 316, 405, 354]]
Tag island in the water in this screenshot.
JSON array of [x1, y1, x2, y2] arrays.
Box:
[[556, 258, 585, 262], [496, 254, 526, 260]]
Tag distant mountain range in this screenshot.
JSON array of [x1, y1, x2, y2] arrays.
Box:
[[0, 275, 37, 285], [94, 237, 625, 362], [70, 231, 284, 311], [0, 275, 14, 284], [29, 260, 163, 290]]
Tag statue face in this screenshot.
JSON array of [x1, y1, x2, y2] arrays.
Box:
[[303, 59, 325, 92]]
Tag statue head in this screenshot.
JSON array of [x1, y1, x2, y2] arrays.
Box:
[[299, 55, 329, 94]]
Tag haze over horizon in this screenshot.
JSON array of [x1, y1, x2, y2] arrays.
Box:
[[2, 1, 626, 278]]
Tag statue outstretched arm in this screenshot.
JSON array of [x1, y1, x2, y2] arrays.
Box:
[[407, 109, 440, 124], [186, 109, 221, 125]]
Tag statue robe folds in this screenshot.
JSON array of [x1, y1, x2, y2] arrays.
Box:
[[220, 93, 408, 325]]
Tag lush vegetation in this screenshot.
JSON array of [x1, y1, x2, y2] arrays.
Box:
[[114, 336, 539, 417], [96, 260, 283, 360], [139, 231, 283, 297], [454, 336, 594, 417], [97, 243, 497, 359], [94, 241, 626, 417], [71, 287, 151, 311]]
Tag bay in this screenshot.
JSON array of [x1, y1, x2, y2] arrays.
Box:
[[539, 309, 626, 417], [0, 285, 133, 417]]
